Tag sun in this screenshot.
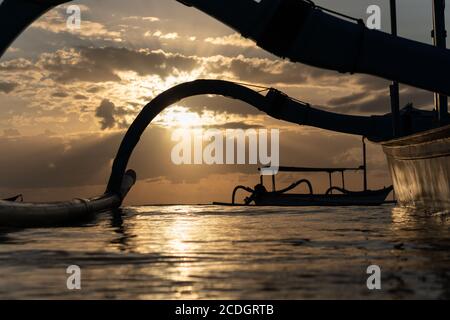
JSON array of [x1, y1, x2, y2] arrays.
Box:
[[155, 105, 216, 128]]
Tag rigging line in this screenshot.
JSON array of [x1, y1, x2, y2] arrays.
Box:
[[234, 80, 310, 104], [229, 80, 271, 90], [233, 81, 312, 106], [289, 96, 311, 106], [305, 0, 365, 25]]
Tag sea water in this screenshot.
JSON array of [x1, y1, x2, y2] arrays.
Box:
[[0, 205, 449, 299]]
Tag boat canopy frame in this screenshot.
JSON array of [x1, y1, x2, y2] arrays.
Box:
[[258, 138, 368, 193]]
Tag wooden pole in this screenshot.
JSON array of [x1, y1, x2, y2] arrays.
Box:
[[363, 137, 368, 191], [389, 0, 401, 137], [432, 0, 448, 124]]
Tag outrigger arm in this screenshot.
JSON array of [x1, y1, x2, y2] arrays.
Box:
[[263, 88, 436, 142]]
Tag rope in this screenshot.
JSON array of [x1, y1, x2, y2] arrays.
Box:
[[231, 80, 312, 110], [229, 80, 271, 91], [305, 0, 365, 25]]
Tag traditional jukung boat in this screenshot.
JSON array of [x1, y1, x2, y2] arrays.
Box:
[[235, 168, 393, 207], [215, 170, 393, 207], [215, 139, 393, 206]]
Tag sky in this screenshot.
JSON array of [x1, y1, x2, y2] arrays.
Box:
[[0, 0, 442, 204]]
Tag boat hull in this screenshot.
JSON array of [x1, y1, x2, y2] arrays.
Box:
[[0, 170, 136, 228], [382, 125, 450, 211], [252, 187, 393, 207]]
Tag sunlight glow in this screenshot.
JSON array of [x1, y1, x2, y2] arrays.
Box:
[[155, 105, 217, 128]]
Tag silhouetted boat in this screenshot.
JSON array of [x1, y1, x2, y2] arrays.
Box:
[[215, 139, 393, 207], [242, 188, 392, 207], [2, 194, 23, 202], [214, 170, 393, 207]]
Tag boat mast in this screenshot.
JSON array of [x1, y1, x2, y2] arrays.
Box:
[[389, 0, 401, 137], [362, 137, 368, 191], [432, 0, 448, 125]]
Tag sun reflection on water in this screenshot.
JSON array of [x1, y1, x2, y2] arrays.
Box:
[[3, 205, 450, 299]]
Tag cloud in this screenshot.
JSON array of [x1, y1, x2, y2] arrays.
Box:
[[205, 33, 255, 48], [327, 85, 434, 114], [3, 128, 21, 137], [24, 46, 330, 87], [52, 91, 69, 98], [354, 76, 390, 91], [74, 94, 88, 100], [151, 31, 179, 40], [0, 58, 36, 72], [328, 92, 367, 106], [122, 16, 160, 22], [0, 81, 18, 93], [95, 99, 134, 130], [95, 99, 116, 129], [40, 47, 199, 83], [203, 55, 310, 85], [0, 132, 120, 189], [31, 7, 122, 41]]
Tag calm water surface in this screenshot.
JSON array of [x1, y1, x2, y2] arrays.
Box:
[[0, 205, 449, 299]]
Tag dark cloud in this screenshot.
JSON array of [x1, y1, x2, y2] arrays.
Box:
[[0, 132, 121, 189], [0, 81, 18, 93], [327, 86, 434, 114], [86, 86, 102, 93], [328, 92, 367, 106], [400, 87, 434, 109], [355, 75, 390, 91], [95, 99, 134, 130], [35, 46, 349, 88], [74, 94, 88, 100], [96, 99, 118, 130], [205, 56, 310, 85], [51, 91, 69, 98], [42, 47, 199, 83], [3, 128, 21, 137]]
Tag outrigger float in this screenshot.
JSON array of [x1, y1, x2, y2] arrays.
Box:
[[214, 139, 393, 206], [0, 170, 136, 227]]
